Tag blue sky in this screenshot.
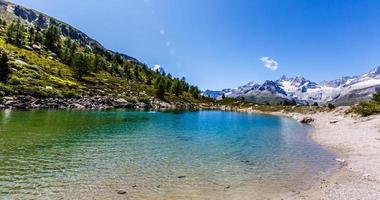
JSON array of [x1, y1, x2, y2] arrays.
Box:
[[10, 0, 380, 90]]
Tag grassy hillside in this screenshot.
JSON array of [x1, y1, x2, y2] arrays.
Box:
[[0, 5, 210, 107]]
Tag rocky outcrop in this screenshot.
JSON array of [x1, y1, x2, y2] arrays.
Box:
[[0, 95, 198, 110]]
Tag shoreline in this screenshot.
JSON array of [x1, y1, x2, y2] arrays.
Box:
[[0, 95, 203, 110], [241, 107, 380, 199]]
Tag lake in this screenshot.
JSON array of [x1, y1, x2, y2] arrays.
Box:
[[0, 110, 337, 199]]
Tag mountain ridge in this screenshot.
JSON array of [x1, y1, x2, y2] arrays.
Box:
[[203, 66, 380, 105], [0, 0, 137, 61]]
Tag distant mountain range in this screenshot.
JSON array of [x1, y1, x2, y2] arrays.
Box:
[[203, 66, 380, 105]]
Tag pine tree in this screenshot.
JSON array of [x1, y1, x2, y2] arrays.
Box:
[[155, 79, 166, 99], [28, 27, 35, 45], [0, 51, 10, 84], [72, 52, 89, 80], [134, 66, 140, 81], [93, 54, 102, 72], [44, 25, 61, 54], [14, 20, 25, 47], [170, 79, 182, 96], [5, 23, 16, 44], [6, 20, 25, 47], [189, 86, 200, 99]]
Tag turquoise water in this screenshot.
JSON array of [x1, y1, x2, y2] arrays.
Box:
[[0, 110, 337, 199]]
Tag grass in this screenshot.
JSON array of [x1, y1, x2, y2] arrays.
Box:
[[348, 101, 380, 116]]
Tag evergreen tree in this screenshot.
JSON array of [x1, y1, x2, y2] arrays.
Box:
[[72, 52, 89, 80], [170, 79, 182, 96], [134, 66, 140, 81], [165, 79, 172, 91], [14, 20, 25, 47], [155, 79, 165, 99], [44, 25, 61, 54], [93, 54, 104, 72], [6, 20, 25, 47], [28, 27, 35, 45], [0, 51, 10, 84], [5, 23, 16, 44], [189, 86, 200, 99], [34, 27, 43, 44]]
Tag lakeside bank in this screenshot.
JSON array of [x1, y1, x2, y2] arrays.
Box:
[[239, 107, 380, 199]]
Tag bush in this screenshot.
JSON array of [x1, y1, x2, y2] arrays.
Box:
[[350, 102, 380, 117], [327, 103, 335, 110], [311, 102, 319, 106], [138, 96, 150, 103]]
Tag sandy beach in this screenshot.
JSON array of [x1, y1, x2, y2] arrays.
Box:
[[275, 108, 380, 199]]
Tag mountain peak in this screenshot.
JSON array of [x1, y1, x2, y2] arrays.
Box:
[[369, 66, 380, 75], [153, 65, 165, 74]]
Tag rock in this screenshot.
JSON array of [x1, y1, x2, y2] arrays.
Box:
[[24, 45, 33, 51], [330, 120, 339, 124], [117, 190, 127, 194], [32, 44, 41, 51], [177, 175, 186, 179], [299, 117, 314, 124], [335, 158, 347, 167], [115, 98, 128, 103], [132, 185, 137, 188], [71, 103, 85, 109]]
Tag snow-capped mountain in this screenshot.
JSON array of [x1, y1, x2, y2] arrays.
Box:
[[203, 66, 380, 105], [153, 65, 165, 74]]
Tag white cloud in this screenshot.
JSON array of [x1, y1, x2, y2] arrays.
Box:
[[165, 41, 171, 47], [159, 29, 165, 35], [260, 56, 279, 71]]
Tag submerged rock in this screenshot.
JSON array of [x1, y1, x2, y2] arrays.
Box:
[[177, 175, 186, 179]]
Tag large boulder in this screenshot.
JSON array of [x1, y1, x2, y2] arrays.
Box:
[[299, 116, 314, 124]]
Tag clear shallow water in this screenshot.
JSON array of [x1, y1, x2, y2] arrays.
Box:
[[0, 110, 337, 199]]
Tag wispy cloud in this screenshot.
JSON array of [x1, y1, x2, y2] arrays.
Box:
[[159, 29, 165, 35], [165, 41, 171, 47], [260, 56, 279, 71]]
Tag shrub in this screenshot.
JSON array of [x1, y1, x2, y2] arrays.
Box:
[[350, 90, 380, 116], [327, 103, 335, 110], [350, 102, 380, 117]]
